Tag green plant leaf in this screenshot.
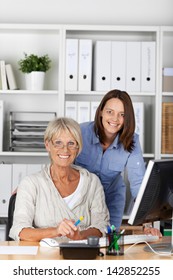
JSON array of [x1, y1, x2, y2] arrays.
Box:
[[18, 53, 51, 73]]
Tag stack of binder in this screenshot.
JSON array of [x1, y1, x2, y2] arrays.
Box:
[[65, 39, 92, 91], [93, 40, 156, 92], [65, 100, 100, 123], [10, 111, 56, 152]]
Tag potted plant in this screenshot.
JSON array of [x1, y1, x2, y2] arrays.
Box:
[[18, 53, 51, 90]]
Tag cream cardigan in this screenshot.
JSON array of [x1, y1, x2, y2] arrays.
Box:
[[9, 164, 110, 241]]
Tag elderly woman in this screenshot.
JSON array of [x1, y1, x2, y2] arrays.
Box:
[[9, 117, 109, 241]]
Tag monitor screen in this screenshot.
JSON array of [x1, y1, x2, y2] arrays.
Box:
[[128, 159, 173, 253], [128, 159, 173, 226]]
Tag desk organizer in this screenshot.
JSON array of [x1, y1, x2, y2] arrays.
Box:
[[106, 232, 124, 256]]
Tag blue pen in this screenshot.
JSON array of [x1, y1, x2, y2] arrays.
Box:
[[105, 225, 112, 234], [74, 216, 84, 226]]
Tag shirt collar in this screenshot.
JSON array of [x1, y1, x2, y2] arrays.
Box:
[[92, 131, 120, 149]]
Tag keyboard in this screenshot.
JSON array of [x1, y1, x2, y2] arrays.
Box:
[[69, 234, 159, 247], [99, 234, 159, 247]]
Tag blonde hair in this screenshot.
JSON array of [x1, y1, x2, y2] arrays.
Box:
[[44, 117, 82, 156]]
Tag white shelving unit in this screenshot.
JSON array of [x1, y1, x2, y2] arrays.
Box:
[[0, 24, 63, 163], [0, 24, 173, 236], [0, 23, 171, 162], [160, 26, 173, 159], [63, 25, 160, 162]]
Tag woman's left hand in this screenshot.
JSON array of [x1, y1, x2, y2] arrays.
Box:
[[144, 226, 162, 238]]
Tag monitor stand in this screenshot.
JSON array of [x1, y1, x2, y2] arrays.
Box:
[[144, 211, 173, 254]]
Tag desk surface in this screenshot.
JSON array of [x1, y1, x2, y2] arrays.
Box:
[[0, 237, 172, 260]]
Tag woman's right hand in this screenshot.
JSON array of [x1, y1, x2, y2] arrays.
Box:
[[56, 218, 78, 237]]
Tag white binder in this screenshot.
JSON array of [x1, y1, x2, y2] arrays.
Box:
[[133, 102, 144, 152], [111, 41, 126, 90], [141, 41, 156, 92], [65, 39, 78, 91], [94, 41, 111, 91], [12, 164, 27, 192], [0, 100, 4, 152], [90, 101, 100, 121], [0, 164, 12, 217], [126, 42, 141, 92], [65, 101, 77, 121], [77, 101, 90, 123], [12, 164, 42, 192], [78, 39, 92, 91]]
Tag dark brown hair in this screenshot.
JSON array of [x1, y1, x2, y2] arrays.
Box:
[[94, 89, 135, 152]]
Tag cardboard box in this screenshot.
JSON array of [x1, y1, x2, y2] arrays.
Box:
[[162, 68, 173, 92]]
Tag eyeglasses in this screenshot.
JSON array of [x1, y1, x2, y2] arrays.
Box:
[[51, 140, 78, 150]]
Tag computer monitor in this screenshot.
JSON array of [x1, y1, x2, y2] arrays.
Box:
[[128, 159, 173, 253]]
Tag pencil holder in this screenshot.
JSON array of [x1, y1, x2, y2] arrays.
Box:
[[106, 231, 124, 255]]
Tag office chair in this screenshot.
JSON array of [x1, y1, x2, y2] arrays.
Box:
[[6, 192, 16, 241]]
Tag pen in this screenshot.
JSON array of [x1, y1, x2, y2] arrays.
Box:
[[105, 225, 112, 234], [111, 225, 116, 232], [74, 216, 84, 226]]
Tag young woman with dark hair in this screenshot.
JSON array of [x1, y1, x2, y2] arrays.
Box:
[[75, 89, 145, 230]]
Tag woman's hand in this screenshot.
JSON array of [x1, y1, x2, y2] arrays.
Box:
[[56, 218, 102, 241], [144, 226, 162, 238], [56, 218, 78, 237]]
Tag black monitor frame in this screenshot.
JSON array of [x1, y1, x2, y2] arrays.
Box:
[[128, 159, 173, 253]]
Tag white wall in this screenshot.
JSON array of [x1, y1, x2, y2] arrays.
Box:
[[0, 0, 173, 26]]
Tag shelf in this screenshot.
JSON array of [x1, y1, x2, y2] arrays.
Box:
[[162, 92, 173, 96], [0, 90, 58, 95], [143, 153, 155, 158], [161, 154, 173, 158], [0, 151, 48, 157], [65, 91, 156, 97]]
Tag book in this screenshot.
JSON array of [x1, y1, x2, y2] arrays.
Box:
[[0, 60, 8, 90], [5, 64, 18, 90]]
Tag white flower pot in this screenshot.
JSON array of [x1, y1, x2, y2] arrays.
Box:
[[25, 71, 45, 90]]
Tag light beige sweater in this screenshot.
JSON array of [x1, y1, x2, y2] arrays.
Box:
[[9, 164, 110, 241]]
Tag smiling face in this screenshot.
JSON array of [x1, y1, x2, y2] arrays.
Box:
[[45, 129, 79, 168], [101, 98, 125, 139]]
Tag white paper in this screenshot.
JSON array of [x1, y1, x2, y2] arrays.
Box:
[[0, 246, 38, 255]]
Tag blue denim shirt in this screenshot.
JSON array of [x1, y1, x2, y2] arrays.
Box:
[[75, 122, 146, 230]]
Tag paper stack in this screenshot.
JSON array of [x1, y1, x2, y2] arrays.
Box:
[[10, 111, 56, 152]]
